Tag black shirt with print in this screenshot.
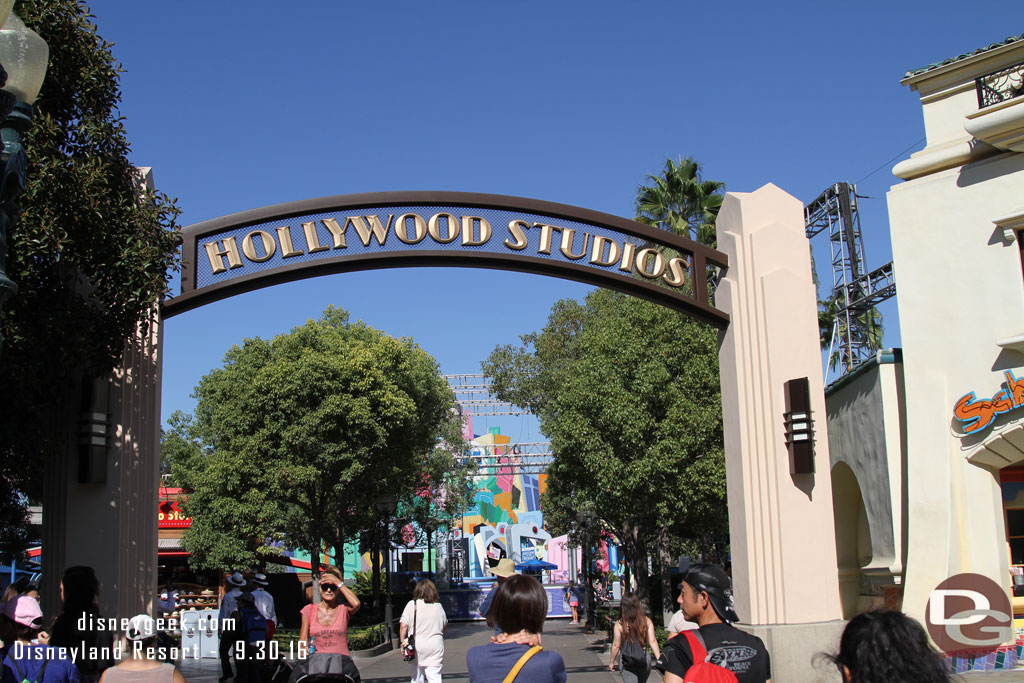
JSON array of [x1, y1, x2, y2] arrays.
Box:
[[659, 622, 771, 683]]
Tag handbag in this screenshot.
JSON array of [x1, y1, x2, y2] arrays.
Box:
[[501, 645, 542, 683], [402, 600, 417, 661]]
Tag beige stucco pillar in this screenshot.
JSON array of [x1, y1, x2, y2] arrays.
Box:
[[716, 184, 844, 681], [40, 308, 162, 620]]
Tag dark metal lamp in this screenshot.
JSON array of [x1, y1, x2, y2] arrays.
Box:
[[0, 10, 47, 358]]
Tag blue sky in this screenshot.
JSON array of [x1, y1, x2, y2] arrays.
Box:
[[85, 1, 1018, 441]]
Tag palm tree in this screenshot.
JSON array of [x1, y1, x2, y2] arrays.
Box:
[[635, 156, 725, 248]]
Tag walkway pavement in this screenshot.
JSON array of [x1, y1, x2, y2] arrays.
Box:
[[174, 619, 650, 682], [172, 621, 1024, 682]]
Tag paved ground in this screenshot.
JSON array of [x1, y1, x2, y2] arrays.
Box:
[[175, 619, 649, 682], [173, 620, 1024, 682]]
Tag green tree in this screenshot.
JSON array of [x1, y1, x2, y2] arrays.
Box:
[[406, 415, 476, 575], [485, 156, 729, 608], [166, 306, 456, 576], [635, 156, 725, 247], [0, 0, 180, 539], [483, 290, 727, 601]]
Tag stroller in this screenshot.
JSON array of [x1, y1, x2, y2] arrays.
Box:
[[286, 653, 360, 683]]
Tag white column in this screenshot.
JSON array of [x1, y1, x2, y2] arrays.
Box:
[[716, 184, 844, 681]]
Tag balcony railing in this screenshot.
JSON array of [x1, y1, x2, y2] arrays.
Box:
[[977, 61, 1024, 109]]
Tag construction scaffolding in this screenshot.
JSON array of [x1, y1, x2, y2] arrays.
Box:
[[462, 442, 554, 475], [444, 373, 552, 474], [804, 182, 897, 382], [444, 373, 530, 417]]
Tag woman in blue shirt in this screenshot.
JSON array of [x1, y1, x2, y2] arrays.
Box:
[[466, 575, 565, 683], [2, 596, 80, 683]]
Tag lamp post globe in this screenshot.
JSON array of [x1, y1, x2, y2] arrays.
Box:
[[0, 11, 47, 357]]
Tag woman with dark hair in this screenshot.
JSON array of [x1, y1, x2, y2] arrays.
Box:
[[48, 567, 114, 683], [466, 575, 566, 683], [826, 609, 950, 683], [608, 593, 661, 682], [399, 579, 448, 683], [1, 595, 80, 683]]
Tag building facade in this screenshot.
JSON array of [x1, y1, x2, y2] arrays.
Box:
[[841, 34, 1024, 629]]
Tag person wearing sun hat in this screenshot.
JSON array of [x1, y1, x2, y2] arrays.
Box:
[[655, 562, 772, 683], [249, 573, 277, 639], [217, 572, 246, 682], [97, 615, 184, 683], [1, 595, 80, 683], [478, 558, 517, 635]]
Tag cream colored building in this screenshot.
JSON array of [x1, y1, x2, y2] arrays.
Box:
[[829, 34, 1024, 629]]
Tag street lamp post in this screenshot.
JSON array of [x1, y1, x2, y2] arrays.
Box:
[[0, 10, 48, 358], [423, 519, 437, 580], [375, 493, 398, 647], [576, 510, 598, 633]]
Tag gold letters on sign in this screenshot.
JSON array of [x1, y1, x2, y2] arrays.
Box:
[[203, 212, 692, 290]]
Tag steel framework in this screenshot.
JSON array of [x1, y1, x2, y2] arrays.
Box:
[[445, 373, 531, 417], [461, 442, 554, 475], [444, 373, 552, 473], [804, 182, 897, 382]]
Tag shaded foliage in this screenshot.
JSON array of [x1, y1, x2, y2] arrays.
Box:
[[0, 0, 180, 535], [166, 307, 457, 573]]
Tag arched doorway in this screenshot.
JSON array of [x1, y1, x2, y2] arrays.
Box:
[[831, 461, 872, 618]]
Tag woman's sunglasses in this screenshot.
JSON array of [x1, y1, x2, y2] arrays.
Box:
[[320, 583, 339, 592]]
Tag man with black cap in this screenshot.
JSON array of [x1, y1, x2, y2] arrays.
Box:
[[657, 563, 771, 683]]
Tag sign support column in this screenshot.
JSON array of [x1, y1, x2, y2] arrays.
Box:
[[716, 184, 844, 682]]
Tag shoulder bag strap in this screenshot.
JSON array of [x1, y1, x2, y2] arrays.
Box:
[[682, 630, 708, 664], [412, 600, 417, 641], [501, 645, 543, 683], [8, 657, 28, 683], [10, 656, 48, 683]]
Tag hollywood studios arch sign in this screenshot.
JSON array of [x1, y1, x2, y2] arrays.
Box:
[[53, 186, 842, 683]]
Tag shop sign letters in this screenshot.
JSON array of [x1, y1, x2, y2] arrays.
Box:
[[952, 369, 1024, 436]]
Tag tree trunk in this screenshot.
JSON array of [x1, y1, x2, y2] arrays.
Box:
[[371, 526, 382, 618], [658, 524, 674, 626], [310, 545, 322, 604]]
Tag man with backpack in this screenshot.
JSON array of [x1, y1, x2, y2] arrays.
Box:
[[656, 563, 771, 683], [231, 592, 268, 683]]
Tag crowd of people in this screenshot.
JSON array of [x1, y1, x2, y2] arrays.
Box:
[[0, 560, 959, 683]]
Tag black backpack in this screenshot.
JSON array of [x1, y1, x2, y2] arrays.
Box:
[[621, 633, 649, 671]]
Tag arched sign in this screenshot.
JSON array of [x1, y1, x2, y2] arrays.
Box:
[[163, 191, 729, 327]]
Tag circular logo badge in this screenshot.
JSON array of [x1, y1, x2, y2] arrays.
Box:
[[925, 572, 1012, 654]]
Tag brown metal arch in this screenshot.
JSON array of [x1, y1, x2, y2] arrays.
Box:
[[163, 191, 729, 327]]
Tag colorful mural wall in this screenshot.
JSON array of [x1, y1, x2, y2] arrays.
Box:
[[456, 425, 575, 580]]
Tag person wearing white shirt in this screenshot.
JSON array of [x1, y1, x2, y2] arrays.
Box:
[[250, 572, 277, 639]]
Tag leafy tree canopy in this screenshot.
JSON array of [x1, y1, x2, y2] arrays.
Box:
[[483, 289, 727, 596], [166, 306, 457, 572], [0, 0, 180, 506]]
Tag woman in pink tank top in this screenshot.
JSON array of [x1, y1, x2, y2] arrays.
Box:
[[298, 566, 361, 656]]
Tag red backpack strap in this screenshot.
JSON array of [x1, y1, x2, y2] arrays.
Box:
[[682, 629, 708, 664]]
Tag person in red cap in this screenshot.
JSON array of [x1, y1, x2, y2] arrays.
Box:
[[1, 595, 80, 683], [656, 563, 771, 683]]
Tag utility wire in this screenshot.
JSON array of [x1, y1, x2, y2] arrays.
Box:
[[854, 137, 926, 186]]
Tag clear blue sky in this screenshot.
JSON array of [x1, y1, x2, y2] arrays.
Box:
[[85, 1, 1017, 440]]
